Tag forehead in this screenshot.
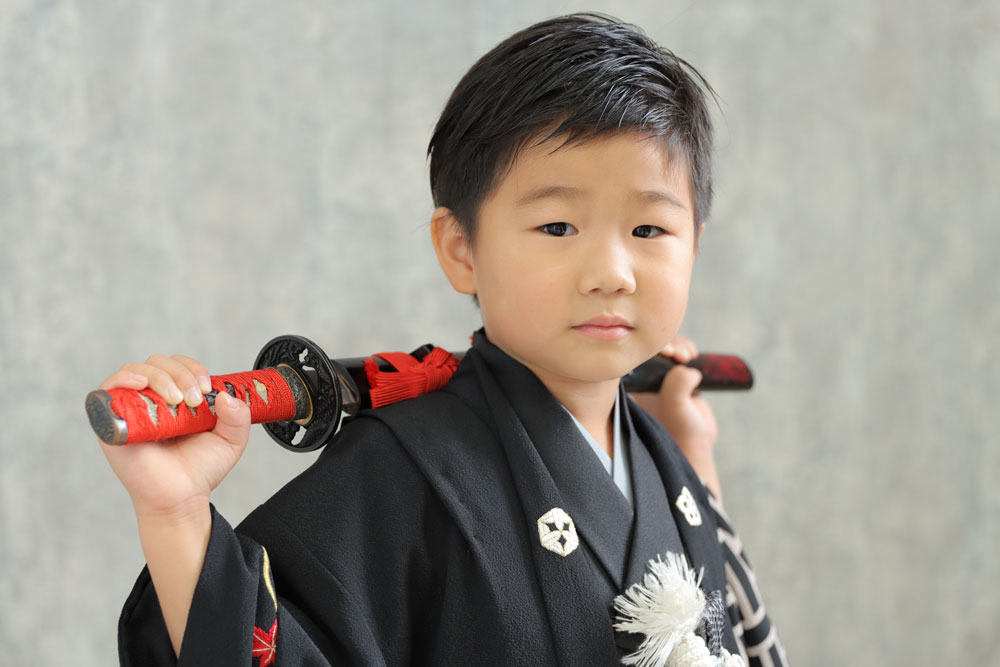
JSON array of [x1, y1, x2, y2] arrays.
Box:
[[492, 131, 693, 209]]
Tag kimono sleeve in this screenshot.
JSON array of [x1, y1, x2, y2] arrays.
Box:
[[118, 505, 363, 666], [118, 416, 449, 666], [705, 488, 791, 667]]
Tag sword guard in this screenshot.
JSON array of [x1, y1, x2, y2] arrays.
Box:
[[254, 335, 360, 452]]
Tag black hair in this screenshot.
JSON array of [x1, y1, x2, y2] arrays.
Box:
[[427, 12, 717, 244]]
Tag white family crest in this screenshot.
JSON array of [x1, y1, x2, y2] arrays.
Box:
[[537, 507, 579, 556], [675, 486, 703, 527]]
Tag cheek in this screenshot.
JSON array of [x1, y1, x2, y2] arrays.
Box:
[[645, 266, 692, 326], [662, 271, 690, 293], [476, 253, 549, 326], [646, 257, 691, 293], [481, 246, 560, 299]]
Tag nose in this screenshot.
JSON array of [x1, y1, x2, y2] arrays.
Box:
[[577, 238, 637, 295]]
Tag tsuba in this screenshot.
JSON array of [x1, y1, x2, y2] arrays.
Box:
[[254, 334, 360, 452]]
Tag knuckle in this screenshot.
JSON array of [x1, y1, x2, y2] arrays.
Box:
[[173, 354, 206, 376], [666, 364, 686, 378], [147, 367, 171, 383]]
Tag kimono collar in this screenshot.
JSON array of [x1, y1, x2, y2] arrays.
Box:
[[466, 330, 624, 664], [563, 391, 634, 507], [469, 329, 741, 659], [471, 330, 635, 586]]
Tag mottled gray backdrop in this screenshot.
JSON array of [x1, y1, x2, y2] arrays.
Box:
[[1, 1, 997, 664]]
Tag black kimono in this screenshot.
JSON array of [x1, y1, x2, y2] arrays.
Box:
[[119, 331, 787, 666]]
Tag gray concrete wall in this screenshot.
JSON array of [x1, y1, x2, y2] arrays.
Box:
[[2, 1, 996, 664]]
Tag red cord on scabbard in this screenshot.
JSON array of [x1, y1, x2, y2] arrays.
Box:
[[107, 368, 298, 444], [364, 347, 459, 408]]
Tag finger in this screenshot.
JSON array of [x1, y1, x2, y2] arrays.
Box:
[[118, 361, 185, 405], [171, 354, 212, 394], [660, 336, 697, 363], [144, 354, 204, 407], [99, 369, 150, 392], [212, 391, 251, 448], [672, 336, 697, 363], [661, 364, 703, 399]]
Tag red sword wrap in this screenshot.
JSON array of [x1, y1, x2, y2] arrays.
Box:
[[86, 335, 753, 450]]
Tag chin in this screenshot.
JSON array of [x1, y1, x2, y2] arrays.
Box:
[[564, 358, 639, 383]]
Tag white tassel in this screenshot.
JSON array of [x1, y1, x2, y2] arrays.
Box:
[[613, 552, 746, 667], [614, 552, 706, 667], [722, 653, 746, 667], [668, 635, 746, 667], [667, 634, 715, 667]]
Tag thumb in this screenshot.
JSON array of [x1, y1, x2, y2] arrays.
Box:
[[212, 391, 251, 447], [661, 364, 703, 399]]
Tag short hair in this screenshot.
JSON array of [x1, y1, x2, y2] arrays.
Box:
[[427, 12, 717, 245]]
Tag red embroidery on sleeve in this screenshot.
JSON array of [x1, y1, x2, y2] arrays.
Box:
[[252, 619, 277, 666]]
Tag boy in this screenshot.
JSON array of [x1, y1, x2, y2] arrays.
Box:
[[101, 13, 786, 666]]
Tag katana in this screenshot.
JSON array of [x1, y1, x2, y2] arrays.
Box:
[[86, 334, 754, 452]]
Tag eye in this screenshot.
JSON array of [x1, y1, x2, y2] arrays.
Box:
[[539, 222, 577, 237], [633, 225, 668, 239]]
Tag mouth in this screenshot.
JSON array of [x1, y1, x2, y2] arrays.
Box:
[[572, 315, 633, 341]]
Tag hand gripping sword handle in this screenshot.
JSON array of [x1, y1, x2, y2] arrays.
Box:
[[86, 334, 753, 452], [87, 335, 359, 452], [86, 366, 310, 447], [622, 353, 754, 393]]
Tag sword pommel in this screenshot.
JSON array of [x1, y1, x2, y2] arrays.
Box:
[[86, 389, 129, 446]]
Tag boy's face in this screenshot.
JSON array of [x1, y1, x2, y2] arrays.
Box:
[[439, 131, 700, 392]]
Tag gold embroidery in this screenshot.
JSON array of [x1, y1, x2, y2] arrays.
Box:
[[262, 546, 278, 612], [537, 507, 579, 557]]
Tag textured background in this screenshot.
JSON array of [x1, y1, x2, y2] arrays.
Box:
[[1, 1, 997, 664]]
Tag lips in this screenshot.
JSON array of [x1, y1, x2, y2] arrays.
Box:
[[572, 315, 633, 340], [576, 314, 633, 328]]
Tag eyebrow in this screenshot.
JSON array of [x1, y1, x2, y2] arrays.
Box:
[[514, 184, 688, 211]]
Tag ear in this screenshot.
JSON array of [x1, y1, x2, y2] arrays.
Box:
[[693, 221, 706, 254], [430, 207, 477, 295]]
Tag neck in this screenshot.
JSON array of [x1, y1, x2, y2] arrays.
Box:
[[533, 372, 620, 459], [479, 331, 620, 458]]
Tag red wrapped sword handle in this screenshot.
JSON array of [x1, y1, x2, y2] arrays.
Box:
[[87, 335, 353, 451], [86, 366, 310, 446], [86, 334, 754, 451]]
